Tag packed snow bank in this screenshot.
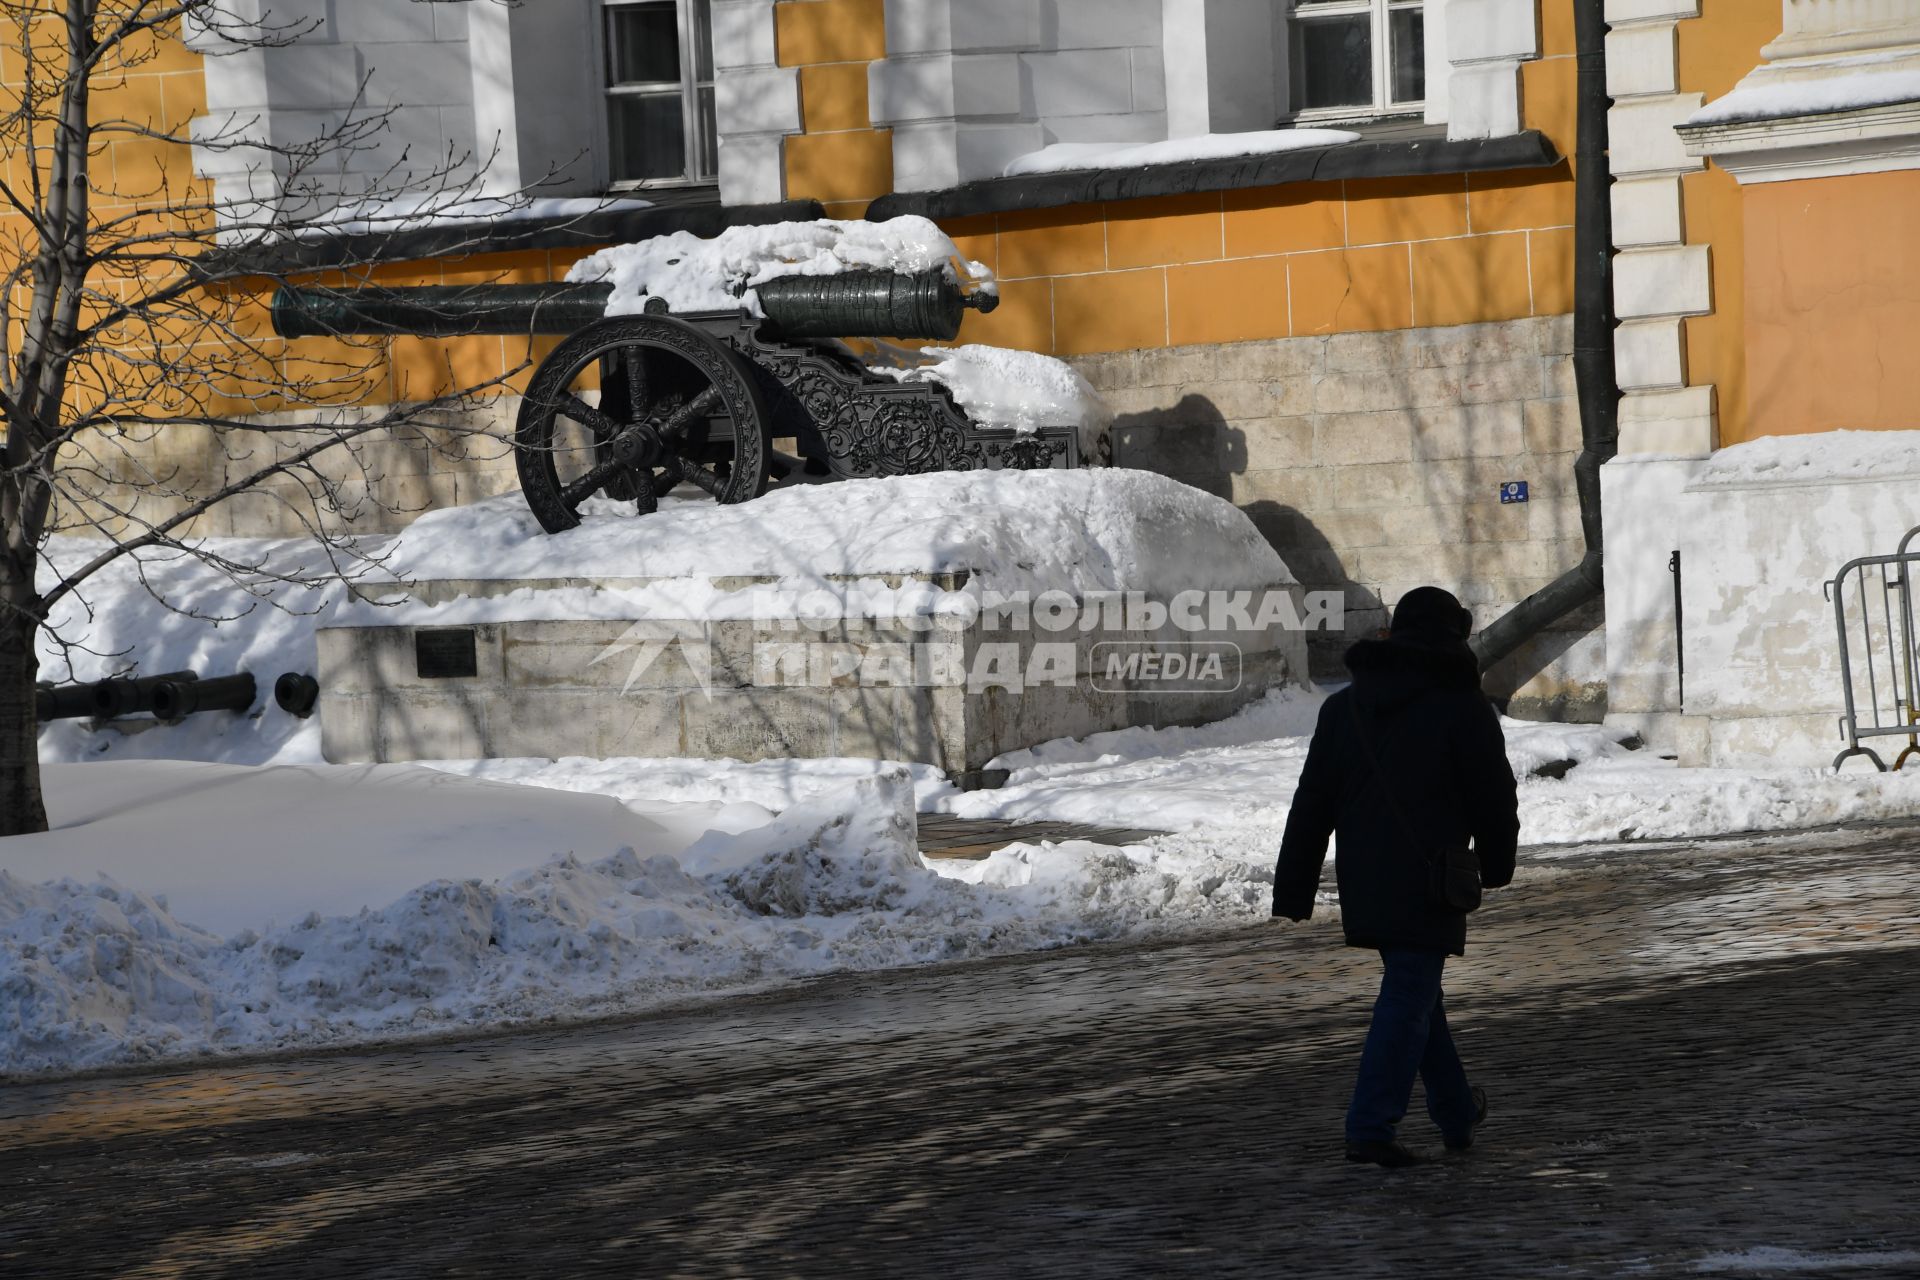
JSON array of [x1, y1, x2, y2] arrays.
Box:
[[567, 216, 993, 317], [2, 760, 730, 937], [1684, 428, 1920, 488], [0, 767, 1273, 1076], [428, 754, 955, 814], [375, 469, 1291, 600], [1003, 128, 1362, 177], [931, 687, 1920, 845], [870, 344, 1112, 445], [16, 684, 1920, 1076]]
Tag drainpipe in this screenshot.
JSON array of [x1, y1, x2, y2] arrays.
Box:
[[1469, 0, 1619, 674]]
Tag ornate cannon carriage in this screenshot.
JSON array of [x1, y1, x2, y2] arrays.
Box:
[[272, 271, 1083, 534]]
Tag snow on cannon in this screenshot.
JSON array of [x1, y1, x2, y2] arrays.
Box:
[[270, 218, 1094, 536]]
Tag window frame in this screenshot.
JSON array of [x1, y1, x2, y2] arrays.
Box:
[[1285, 0, 1427, 125], [598, 0, 718, 191]]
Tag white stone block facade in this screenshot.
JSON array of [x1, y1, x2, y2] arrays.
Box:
[[189, 0, 800, 214], [868, 0, 1544, 189], [1599, 0, 1712, 458]]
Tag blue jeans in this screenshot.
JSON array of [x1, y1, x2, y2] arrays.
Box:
[[1345, 947, 1479, 1145]]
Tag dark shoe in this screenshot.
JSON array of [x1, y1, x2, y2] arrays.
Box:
[[1444, 1086, 1489, 1151], [1345, 1139, 1425, 1168]]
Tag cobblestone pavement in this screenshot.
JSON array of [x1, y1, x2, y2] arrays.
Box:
[[916, 814, 1171, 859], [5, 821, 1920, 1278]]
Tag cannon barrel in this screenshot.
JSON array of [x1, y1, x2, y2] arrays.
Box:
[[272, 283, 616, 339], [272, 271, 997, 343], [35, 682, 96, 722], [91, 670, 198, 719], [35, 671, 196, 722], [151, 674, 257, 722], [756, 270, 997, 341]]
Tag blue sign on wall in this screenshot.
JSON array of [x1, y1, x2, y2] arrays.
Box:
[[1499, 481, 1529, 504]]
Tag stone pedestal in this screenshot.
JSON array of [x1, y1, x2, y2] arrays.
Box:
[[317, 573, 1311, 774]]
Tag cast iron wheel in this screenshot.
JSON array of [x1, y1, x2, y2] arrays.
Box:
[[514, 315, 773, 534]]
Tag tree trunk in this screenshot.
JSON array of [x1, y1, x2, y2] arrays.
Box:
[[0, 593, 48, 837]]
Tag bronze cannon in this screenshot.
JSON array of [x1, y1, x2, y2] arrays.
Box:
[[272, 269, 1082, 534]]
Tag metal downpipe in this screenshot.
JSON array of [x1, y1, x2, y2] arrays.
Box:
[[1469, 0, 1620, 674]]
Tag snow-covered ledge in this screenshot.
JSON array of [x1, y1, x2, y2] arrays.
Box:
[[1677, 0, 1920, 183]]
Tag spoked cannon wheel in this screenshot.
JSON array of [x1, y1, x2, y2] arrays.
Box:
[[514, 315, 773, 533]]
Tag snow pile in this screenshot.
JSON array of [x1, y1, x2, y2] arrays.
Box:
[[431, 754, 954, 814], [35, 469, 1284, 758], [932, 687, 1920, 846], [1, 760, 732, 937], [0, 769, 1273, 1076], [1685, 429, 1920, 488], [567, 216, 993, 317], [870, 344, 1112, 445], [375, 470, 1291, 600], [14, 680, 1920, 1075], [1003, 128, 1362, 177], [1687, 50, 1920, 127]]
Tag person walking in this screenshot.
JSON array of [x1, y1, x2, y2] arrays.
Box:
[[1272, 585, 1520, 1167]]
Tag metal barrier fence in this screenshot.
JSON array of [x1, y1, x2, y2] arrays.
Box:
[[1827, 524, 1920, 772]]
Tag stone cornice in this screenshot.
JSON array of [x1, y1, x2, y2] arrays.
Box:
[[1679, 97, 1920, 183]]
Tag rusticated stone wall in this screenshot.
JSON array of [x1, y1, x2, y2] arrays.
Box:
[[1073, 312, 1605, 720]]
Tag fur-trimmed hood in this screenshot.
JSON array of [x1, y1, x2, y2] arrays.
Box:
[[1344, 636, 1481, 710]]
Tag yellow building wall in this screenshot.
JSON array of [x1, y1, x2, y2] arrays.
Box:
[[950, 30, 1580, 359], [943, 170, 1575, 358], [1676, 0, 1783, 447], [0, 15, 597, 421], [1742, 170, 1920, 437], [10, 6, 1596, 413]]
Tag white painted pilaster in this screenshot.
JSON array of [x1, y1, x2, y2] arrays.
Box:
[[1443, 0, 1539, 142], [713, 0, 799, 205]]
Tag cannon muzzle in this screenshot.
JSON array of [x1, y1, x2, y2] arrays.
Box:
[[272, 283, 616, 339], [151, 674, 257, 722], [274, 672, 320, 718]]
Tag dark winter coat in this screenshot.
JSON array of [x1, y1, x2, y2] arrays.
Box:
[[1272, 637, 1519, 956]]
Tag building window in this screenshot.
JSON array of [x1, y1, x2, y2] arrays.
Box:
[[604, 0, 717, 187], [1287, 0, 1424, 119]]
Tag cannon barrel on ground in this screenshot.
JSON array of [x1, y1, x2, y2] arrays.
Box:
[[91, 670, 198, 719], [34, 671, 197, 722], [35, 682, 96, 722], [270, 271, 998, 344], [151, 673, 257, 722]]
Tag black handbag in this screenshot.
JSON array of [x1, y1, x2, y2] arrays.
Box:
[[1347, 697, 1483, 914]]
